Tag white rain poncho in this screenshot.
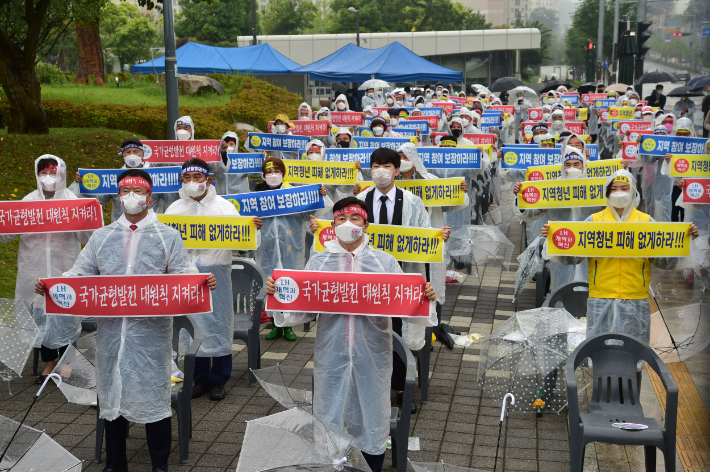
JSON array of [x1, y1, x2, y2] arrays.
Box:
[[333, 94, 350, 111], [174, 115, 195, 140], [458, 108, 482, 135], [297, 102, 313, 120], [549, 109, 569, 137], [273, 236, 434, 455], [62, 211, 197, 423], [672, 97, 696, 117], [0, 156, 88, 349], [515, 139, 601, 291], [547, 170, 683, 343], [397, 143, 469, 308], [636, 120, 677, 222], [164, 185, 254, 356], [361, 91, 377, 110], [215, 131, 253, 195]]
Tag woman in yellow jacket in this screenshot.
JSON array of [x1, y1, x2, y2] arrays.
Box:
[[542, 169, 699, 344]]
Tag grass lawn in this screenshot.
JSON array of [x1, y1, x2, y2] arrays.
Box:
[[41, 82, 232, 107], [0, 128, 147, 299]]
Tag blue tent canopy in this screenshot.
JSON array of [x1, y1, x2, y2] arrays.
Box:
[[131, 41, 302, 75], [294, 42, 463, 82]]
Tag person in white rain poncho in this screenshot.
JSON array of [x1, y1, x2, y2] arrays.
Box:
[[0, 156, 89, 384], [297, 102, 313, 120], [246, 114, 298, 161], [334, 94, 350, 111], [362, 87, 377, 110], [214, 131, 257, 196], [70, 138, 178, 221], [635, 117, 678, 222], [259, 156, 331, 342], [35, 168, 217, 472], [549, 108, 569, 137], [542, 170, 698, 348], [448, 118, 475, 145], [513, 134, 604, 292], [267, 197, 436, 472], [457, 109, 482, 135], [165, 158, 262, 401]]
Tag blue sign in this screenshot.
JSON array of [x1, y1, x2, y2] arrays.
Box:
[[324, 148, 373, 168], [78, 167, 182, 195], [224, 184, 325, 217], [247, 133, 310, 153], [416, 148, 481, 169], [353, 136, 413, 150], [639, 135, 708, 156], [561, 95, 579, 106], [554, 144, 599, 161], [593, 99, 617, 109], [702, 27, 710, 37], [226, 153, 264, 174], [397, 120, 430, 135], [480, 112, 502, 127], [500, 148, 562, 169], [390, 127, 419, 137], [504, 143, 599, 161]]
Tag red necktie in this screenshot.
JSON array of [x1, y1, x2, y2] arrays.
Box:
[[130, 224, 137, 231]]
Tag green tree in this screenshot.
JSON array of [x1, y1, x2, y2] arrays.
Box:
[[326, 0, 405, 34], [262, 0, 318, 35], [564, 0, 636, 69], [101, 2, 157, 70], [74, 0, 109, 85], [305, 0, 334, 34], [175, 0, 254, 44], [461, 7, 492, 30], [529, 7, 558, 31]]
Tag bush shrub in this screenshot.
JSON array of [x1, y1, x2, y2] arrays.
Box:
[[36, 62, 69, 85]]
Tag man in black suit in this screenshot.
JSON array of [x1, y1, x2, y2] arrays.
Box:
[[645, 84, 666, 110]]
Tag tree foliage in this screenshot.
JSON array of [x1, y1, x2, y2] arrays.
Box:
[[100, 2, 159, 70], [529, 7, 558, 31], [262, 0, 317, 35], [520, 20, 552, 76], [175, 0, 254, 44], [564, 0, 636, 69], [305, 0, 334, 34]]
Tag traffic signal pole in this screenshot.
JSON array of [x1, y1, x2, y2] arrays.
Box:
[[597, 0, 606, 82], [635, 0, 650, 81]]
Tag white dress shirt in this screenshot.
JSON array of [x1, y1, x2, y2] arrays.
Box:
[[373, 186, 396, 224]]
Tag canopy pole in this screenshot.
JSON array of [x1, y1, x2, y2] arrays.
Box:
[[515, 50, 521, 80], [163, 0, 179, 139]]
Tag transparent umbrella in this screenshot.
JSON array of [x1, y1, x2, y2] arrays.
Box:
[[236, 408, 371, 472], [51, 333, 97, 406], [251, 364, 313, 413], [448, 225, 514, 279], [512, 237, 545, 303], [0, 299, 40, 377], [358, 79, 391, 91], [508, 86, 537, 100], [650, 302, 710, 363], [477, 308, 586, 414]]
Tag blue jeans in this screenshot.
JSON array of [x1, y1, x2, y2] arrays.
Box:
[[194, 354, 232, 385]]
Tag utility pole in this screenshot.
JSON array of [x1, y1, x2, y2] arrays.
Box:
[[612, 0, 619, 76], [597, 0, 606, 82], [163, 0, 179, 139], [634, 0, 649, 81], [252, 0, 257, 45]]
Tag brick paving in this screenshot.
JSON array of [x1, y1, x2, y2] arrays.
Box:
[[0, 217, 699, 471]]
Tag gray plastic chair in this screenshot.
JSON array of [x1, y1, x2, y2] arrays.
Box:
[[390, 332, 415, 472], [95, 315, 203, 465], [542, 281, 589, 318], [231, 258, 265, 386], [566, 333, 678, 472]]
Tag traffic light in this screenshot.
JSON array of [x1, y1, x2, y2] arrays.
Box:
[[584, 40, 596, 81], [637, 21, 652, 56]]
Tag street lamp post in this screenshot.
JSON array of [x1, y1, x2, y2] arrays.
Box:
[[348, 7, 360, 46]]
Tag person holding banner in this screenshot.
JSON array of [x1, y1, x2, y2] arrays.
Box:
[[456, 110, 481, 135], [166, 158, 263, 401], [449, 118, 475, 145], [513, 137, 602, 291], [71, 138, 178, 222], [362, 88, 377, 110], [541, 170, 699, 352], [335, 127, 353, 149], [175, 115, 195, 141], [635, 122, 676, 222], [259, 156, 329, 341], [246, 114, 298, 161], [550, 109, 569, 136], [36, 168, 218, 472], [1, 156, 90, 383], [369, 116, 393, 138], [214, 131, 254, 196], [362, 105, 374, 120], [297, 102, 313, 120], [267, 197, 437, 472]]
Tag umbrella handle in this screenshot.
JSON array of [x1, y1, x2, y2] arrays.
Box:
[[37, 373, 61, 397], [500, 393, 515, 421]]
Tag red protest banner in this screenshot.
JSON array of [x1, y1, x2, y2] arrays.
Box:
[[430, 102, 455, 114], [563, 108, 577, 121], [450, 97, 466, 104], [43, 274, 213, 317], [266, 269, 432, 318], [143, 140, 221, 163], [527, 108, 544, 121], [582, 93, 607, 103], [430, 132, 496, 145], [682, 178, 710, 204], [269, 120, 330, 136], [622, 141, 639, 160], [331, 112, 363, 126], [409, 115, 439, 128], [565, 122, 585, 134], [0, 199, 103, 235], [615, 121, 651, 135], [491, 105, 515, 115]]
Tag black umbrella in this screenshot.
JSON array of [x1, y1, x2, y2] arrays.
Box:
[[634, 70, 678, 86], [667, 85, 704, 97], [489, 76, 524, 92], [331, 82, 347, 94], [577, 82, 598, 94], [688, 75, 710, 91], [539, 79, 571, 94]]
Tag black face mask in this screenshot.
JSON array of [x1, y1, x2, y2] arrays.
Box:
[[451, 129, 462, 138], [337, 140, 350, 148]]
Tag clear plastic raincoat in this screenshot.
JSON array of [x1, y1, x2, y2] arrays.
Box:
[[62, 211, 197, 423], [165, 185, 256, 356], [0, 156, 88, 349], [215, 131, 253, 195], [273, 236, 434, 455], [635, 118, 678, 222]]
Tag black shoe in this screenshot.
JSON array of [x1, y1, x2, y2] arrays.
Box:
[[152, 467, 168, 472], [102, 465, 128, 472], [191, 378, 211, 399], [35, 374, 47, 385], [209, 383, 225, 401], [395, 392, 417, 414]]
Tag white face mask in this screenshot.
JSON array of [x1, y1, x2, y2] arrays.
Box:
[[299, 115, 309, 121], [634, 111, 642, 119], [273, 124, 287, 134], [608, 191, 633, 208], [426, 91, 432, 98], [629, 99, 638, 106], [552, 120, 563, 129], [367, 93, 374, 98], [547, 98, 556, 105], [542, 113, 551, 121], [183, 181, 207, 198], [390, 118, 399, 127], [307, 151, 324, 161], [372, 168, 394, 188], [337, 102, 346, 110], [372, 126, 385, 136], [334, 220, 364, 243], [643, 115, 652, 122], [462, 119, 470, 128], [386, 98, 394, 105], [176, 129, 191, 141], [124, 155, 142, 168], [226, 146, 237, 153], [399, 159, 413, 172], [120, 192, 148, 215], [265, 173, 283, 187], [395, 101, 403, 107], [564, 167, 583, 179], [39, 175, 57, 192]]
